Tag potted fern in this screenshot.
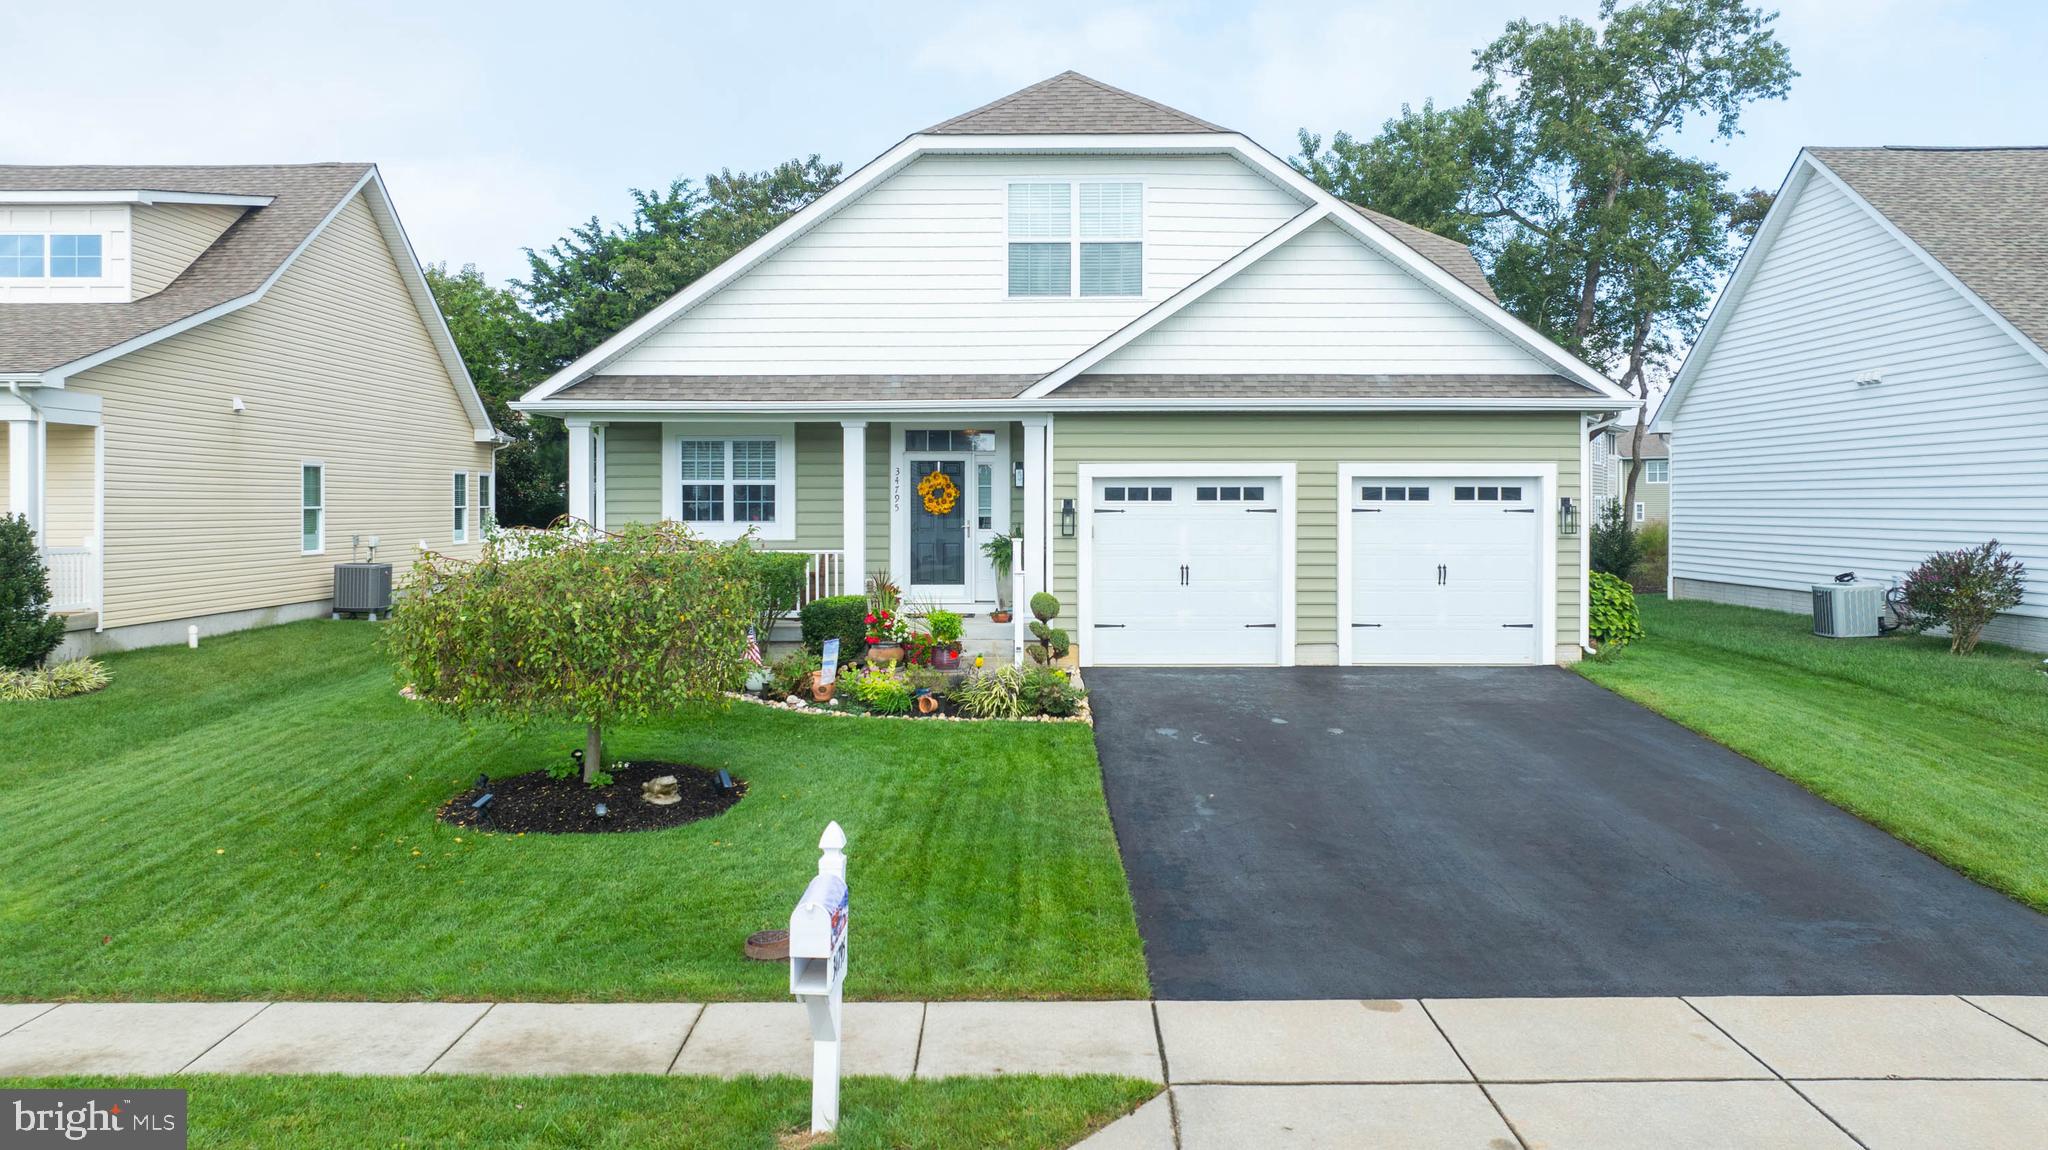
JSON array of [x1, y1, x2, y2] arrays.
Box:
[[983, 534, 1016, 622]]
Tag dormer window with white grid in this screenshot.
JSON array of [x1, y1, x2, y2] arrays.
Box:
[[1008, 182, 1142, 298]]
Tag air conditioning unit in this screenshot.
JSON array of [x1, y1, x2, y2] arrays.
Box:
[[1812, 578, 1882, 639], [334, 563, 394, 621]]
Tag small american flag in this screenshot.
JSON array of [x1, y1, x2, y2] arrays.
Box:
[[744, 626, 764, 666]]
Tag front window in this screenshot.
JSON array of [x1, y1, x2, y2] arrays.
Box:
[[452, 473, 468, 543], [679, 438, 779, 526], [1645, 459, 1669, 484], [300, 463, 324, 553], [1007, 182, 1142, 298], [477, 472, 494, 532], [0, 234, 102, 278]]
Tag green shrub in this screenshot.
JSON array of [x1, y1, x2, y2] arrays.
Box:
[[799, 594, 869, 656], [1027, 620, 1071, 666], [1590, 499, 1641, 582], [952, 665, 1024, 719], [1589, 570, 1645, 647], [767, 647, 820, 698], [846, 664, 913, 715], [748, 549, 813, 639], [1898, 540, 2027, 655], [0, 513, 66, 670], [1021, 666, 1086, 717], [0, 657, 111, 702], [1631, 521, 1669, 594], [1029, 591, 1061, 623], [927, 609, 964, 646]]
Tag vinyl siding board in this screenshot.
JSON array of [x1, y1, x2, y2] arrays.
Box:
[[42, 423, 94, 548], [602, 153, 1306, 377], [1094, 220, 1552, 375], [1669, 171, 2048, 643], [602, 421, 661, 527], [130, 203, 245, 298], [70, 192, 492, 629], [1049, 412, 1583, 661], [599, 419, 865, 554]]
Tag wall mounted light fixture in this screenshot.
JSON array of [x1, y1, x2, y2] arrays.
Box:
[[1558, 496, 1579, 536], [1060, 498, 1076, 537]]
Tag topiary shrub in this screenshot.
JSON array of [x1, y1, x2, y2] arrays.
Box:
[[0, 513, 67, 670], [1589, 570, 1645, 648], [1026, 592, 1068, 665], [1897, 540, 2026, 655], [1029, 591, 1061, 623], [799, 594, 869, 657], [1589, 499, 1641, 582]]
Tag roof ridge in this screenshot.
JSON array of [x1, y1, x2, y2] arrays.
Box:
[[924, 70, 1225, 135]]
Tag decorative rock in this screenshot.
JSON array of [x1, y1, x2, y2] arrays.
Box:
[[744, 929, 790, 962], [641, 775, 682, 806]]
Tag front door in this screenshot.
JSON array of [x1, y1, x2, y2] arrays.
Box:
[[909, 458, 969, 597]]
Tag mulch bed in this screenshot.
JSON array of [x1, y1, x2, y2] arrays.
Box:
[[439, 760, 745, 835]]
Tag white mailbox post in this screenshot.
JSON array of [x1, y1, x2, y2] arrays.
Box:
[[789, 821, 849, 1133]]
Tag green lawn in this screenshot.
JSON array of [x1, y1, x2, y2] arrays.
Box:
[[3, 1074, 1157, 1149], [0, 621, 1147, 1001], [1578, 596, 2048, 910]]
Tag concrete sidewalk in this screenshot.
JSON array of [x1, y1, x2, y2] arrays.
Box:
[[3, 995, 2046, 1147]]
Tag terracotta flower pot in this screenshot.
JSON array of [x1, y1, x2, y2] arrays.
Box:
[[868, 644, 904, 667], [990, 610, 1012, 624], [915, 691, 941, 715], [810, 680, 836, 703]]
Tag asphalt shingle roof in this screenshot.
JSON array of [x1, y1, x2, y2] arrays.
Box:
[[558, 372, 1590, 404], [1344, 204, 1500, 304], [559, 375, 1036, 403], [0, 164, 370, 373], [1808, 146, 2048, 356], [926, 72, 1226, 135]]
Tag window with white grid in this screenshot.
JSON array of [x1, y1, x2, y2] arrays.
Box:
[[676, 435, 786, 531], [1008, 181, 1142, 297]]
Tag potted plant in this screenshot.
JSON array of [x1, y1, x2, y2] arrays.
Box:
[[927, 609, 964, 669], [863, 573, 907, 665], [982, 534, 1015, 623]]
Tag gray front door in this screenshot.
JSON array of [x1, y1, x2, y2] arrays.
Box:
[[910, 459, 967, 587]]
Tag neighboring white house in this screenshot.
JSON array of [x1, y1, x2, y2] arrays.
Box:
[[517, 73, 1635, 667], [1659, 146, 2048, 651], [0, 164, 499, 656]]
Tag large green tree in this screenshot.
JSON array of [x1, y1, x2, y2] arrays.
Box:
[[426, 263, 558, 527], [1296, 0, 1794, 517]]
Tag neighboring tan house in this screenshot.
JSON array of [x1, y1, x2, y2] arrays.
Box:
[[1592, 426, 1669, 525], [1660, 146, 2048, 651], [0, 164, 498, 656], [516, 73, 1634, 667]]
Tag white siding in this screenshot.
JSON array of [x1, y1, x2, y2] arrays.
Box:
[[131, 203, 244, 297], [1669, 171, 2048, 631], [603, 152, 1306, 376], [0, 204, 131, 302], [1092, 220, 1553, 375]]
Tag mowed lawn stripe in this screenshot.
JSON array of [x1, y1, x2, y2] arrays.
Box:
[[1579, 598, 2048, 911], [0, 620, 1148, 1002]]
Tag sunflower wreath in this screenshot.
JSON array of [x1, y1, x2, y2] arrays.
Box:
[[917, 470, 960, 516]]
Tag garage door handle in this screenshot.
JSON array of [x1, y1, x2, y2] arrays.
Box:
[[1504, 508, 1536, 514], [1244, 623, 1277, 628], [1095, 623, 1126, 629], [1502, 623, 1534, 628], [1095, 508, 1125, 514], [1245, 507, 1278, 513], [1353, 507, 1380, 513], [1351, 623, 1381, 628]]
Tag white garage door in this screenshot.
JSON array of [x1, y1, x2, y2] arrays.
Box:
[[1089, 476, 1283, 665], [1349, 477, 1542, 664]]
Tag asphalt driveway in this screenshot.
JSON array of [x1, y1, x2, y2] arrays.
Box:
[[1088, 666, 2048, 1000]]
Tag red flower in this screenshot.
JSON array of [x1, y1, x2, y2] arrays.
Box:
[[865, 613, 876, 624]]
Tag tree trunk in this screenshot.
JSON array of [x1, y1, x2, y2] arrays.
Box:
[[1618, 313, 1654, 521], [583, 720, 604, 785]]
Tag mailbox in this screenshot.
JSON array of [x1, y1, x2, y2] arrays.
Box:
[[791, 822, 848, 1134]]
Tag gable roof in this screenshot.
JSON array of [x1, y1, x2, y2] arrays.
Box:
[[1806, 147, 2048, 356], [0, 164, 372, 375], [926, 71, 1226, 135], [1613, 428, 1669, 459], [1343, 204, 1499, 304]]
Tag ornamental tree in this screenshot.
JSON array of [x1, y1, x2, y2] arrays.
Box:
[[386, 522, 760, 783], [1897, 540, 2026, 656]]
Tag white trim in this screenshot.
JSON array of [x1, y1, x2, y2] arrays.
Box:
[[839, 420, 868, 580], [0, 190, 272, 207], [24, 387, 99, 426], [92, 422, 104, 624], [452, 470, 470, 544], [564, 418, 594, 525], [660, 421, 797, 541], [1020, 416, 1050, 599], [1579, 415, 1591, 652], [300, 459, 326, 555], [592, 424, 607, 530], [516, 129, 1628, 408], [521, 395, 1633, 418], [1334, 461, 1558, 666], [1076, 460, 1297, 668]]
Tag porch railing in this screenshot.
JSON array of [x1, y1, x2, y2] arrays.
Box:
[[43, 546, 94, 612], [802, 550, 847, 603]]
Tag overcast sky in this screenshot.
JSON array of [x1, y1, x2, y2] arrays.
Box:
[[6, 0, 2043, 285]]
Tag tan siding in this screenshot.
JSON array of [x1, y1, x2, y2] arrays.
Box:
[[73, 192, 491, 629], [602, 422, 661, 527], [42, 424, 95, 548], [1049, 413, 1584, 658], [130, 203, 245, 298]]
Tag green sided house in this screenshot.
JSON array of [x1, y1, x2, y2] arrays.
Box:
[[516, 73, 1634, 667]]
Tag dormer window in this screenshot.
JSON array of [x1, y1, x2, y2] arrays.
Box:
[[1007, 182, 1142, 298], [0, 233, 103, 278]]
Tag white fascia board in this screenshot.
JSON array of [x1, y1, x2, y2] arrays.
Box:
[[513, 395, 1634, 419], [358, 169, 497, 440], [0, 190, 273, 207], [1020, 207, 1332, 398], [1656, 154, 1810, 433]]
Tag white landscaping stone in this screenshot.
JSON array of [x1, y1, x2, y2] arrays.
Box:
[[432, 1003, 701, 1076], [1798, 1079, 2048, 1150], [1965, 996, 2048, 1046], [1173, 1083, 1514, 1150], [185, 1002, 490, 1075], [1488, 1080, 1859, 1149], [671, 1002, 923, 1079], [1688, 995, 2048, 1079], [1068, 1092, 1175, 1149], [0, 1004, 56, 1038], [0, 1002, 267, 1076], [1157, 1000, 1467, 1084], [1424, 996, 1770, 1081], [916, 1001, 1160, 1080]]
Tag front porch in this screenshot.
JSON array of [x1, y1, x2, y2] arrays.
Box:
[[563, 416, 1055, 615], [2, 388, 103, 617]]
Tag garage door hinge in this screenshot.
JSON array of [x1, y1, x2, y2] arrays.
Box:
[[1502, 623, 1535, 628]]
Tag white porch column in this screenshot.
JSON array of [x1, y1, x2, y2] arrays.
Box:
[[7, 417, 43, 541], [564, 418, 594, 527], [1020, 415, 1049, 597], [839, 420, 867, 584]]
